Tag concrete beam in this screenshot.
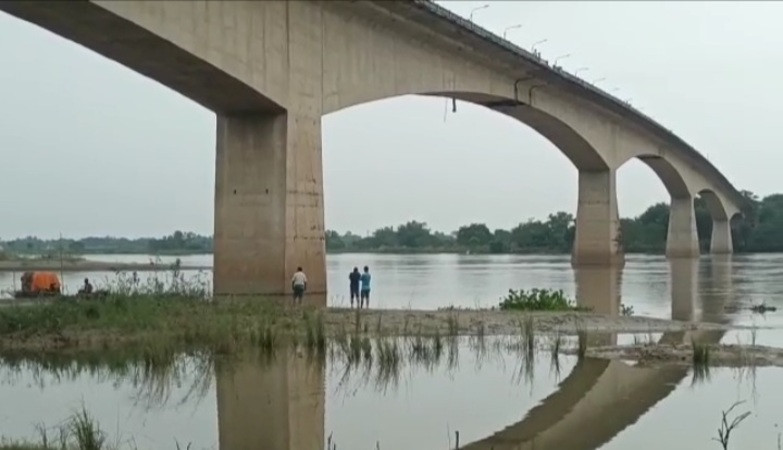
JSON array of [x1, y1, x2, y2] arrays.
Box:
[[0, 1, 281, 114]]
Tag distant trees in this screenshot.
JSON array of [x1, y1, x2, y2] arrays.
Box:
[[324, 191, 783, 255], [3, 190, 783, 256], [2, 231, 213, 255], [456, 223, 492, 247]]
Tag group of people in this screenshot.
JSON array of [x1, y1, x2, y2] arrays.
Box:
[[349, 266, 371, 309], [289, 265, 373, 308]]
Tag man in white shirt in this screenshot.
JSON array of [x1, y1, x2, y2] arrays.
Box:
[[291, 267, 307, 305]]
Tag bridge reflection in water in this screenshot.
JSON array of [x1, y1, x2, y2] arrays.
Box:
[[216, 350, 325, 450], [213, 258, 734, 450]]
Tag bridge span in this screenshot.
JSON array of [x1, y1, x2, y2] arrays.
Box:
[[0, 1, 746, 296]]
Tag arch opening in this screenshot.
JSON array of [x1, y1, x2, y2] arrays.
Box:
[[322, 94, 586, 248], [698, 189, 730, 222], [326, 91, 610, 172], [615, 156, 691, 255]]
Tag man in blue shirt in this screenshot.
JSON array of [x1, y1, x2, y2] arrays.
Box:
[[360, 265, 372, 309]]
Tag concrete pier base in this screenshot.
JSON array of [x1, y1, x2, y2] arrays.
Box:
[[665, 197, 700, 258], [213, 113, 326, 297], [572, 170, 624, 267]]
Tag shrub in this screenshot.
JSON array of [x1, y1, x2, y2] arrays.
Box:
[[498, 288, 578, 311]]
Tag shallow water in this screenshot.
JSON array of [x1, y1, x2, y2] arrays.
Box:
[[1, 253, 782, 449], [0, 337, 780, 450], [2, 252, 782, 327]]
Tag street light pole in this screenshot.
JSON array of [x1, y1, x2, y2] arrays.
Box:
[[469, 4, 489, 22], [503, 24, 523, 39], [531, 39, 548, 52], [592, 77, 606, 84], [574, 67, 589, 76], [553, 54, 571, 65]]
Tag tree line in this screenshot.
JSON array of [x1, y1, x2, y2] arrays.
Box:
[[327, 191, 783, 254], [1, 231, 212, 257], [1, 191, 781, 256]]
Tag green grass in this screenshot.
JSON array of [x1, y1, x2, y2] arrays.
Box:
[[0, 407, 106, 450], [0, 294, 322, 353], [499, 288, 581, 312]]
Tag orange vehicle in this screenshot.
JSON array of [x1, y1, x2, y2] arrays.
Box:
[[16, 271, 62, 298]]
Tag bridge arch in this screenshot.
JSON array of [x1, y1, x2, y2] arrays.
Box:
[[326, 91, 609, 172], [698, 189, 730, 221], [634, 155, 691, 200]]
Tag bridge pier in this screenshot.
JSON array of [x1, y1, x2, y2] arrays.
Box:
[[572, 170, 624, 267], [665, 196, 700, 258], [213, 112, 326, 298], [710, 219, 733, 254]]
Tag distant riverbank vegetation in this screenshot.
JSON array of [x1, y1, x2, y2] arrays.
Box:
[[1, 191, 781, 257]]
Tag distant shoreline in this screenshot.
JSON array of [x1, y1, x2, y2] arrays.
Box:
[[0, 260, 210, 272]]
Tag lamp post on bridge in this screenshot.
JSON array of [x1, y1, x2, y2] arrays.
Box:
[[469, 4, 489, 22], [592, 77, 606, 84], [553, 54, 571, 66], [531, 38, 548, 53], [503, 24, 523, 39], [574, 66, 589, 76]]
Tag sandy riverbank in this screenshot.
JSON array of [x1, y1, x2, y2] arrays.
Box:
[[323, 308, 738, 335]]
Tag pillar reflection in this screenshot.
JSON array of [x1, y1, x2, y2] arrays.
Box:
[[574, 265, 623, 346], [215, 349, 325, 450], [669, 258, 699, 322]]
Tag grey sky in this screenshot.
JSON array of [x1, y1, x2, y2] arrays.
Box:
[[1, 2, 781, 239]]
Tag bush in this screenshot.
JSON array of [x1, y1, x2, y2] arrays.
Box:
[[498, 288, 578, 311]]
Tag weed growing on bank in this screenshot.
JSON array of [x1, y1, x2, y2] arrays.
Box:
[[498, 288, 581, 312]]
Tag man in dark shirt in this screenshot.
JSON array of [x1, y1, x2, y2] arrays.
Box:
[[349, 267, 361, 308]]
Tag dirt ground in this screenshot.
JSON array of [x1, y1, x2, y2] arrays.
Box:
[[579, 342, 783, 368], [323, 308, 734, 336]]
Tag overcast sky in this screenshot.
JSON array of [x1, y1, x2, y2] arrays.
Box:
[[1, 2, 781, 239]]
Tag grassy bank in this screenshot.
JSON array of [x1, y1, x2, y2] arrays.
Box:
[[0, 294, 729, 354]]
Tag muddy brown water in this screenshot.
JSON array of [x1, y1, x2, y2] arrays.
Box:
[[0, 253, 782, 449]]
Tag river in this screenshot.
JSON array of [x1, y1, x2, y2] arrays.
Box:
[[0, 253, 782, 449]]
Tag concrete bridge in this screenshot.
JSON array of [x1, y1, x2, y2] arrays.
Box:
[[0, 1, 746, 297]]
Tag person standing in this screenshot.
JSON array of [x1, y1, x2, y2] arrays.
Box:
[[360, 265, 372, 309], [349, 267, 361, 308], [291, 267, 307, 305]]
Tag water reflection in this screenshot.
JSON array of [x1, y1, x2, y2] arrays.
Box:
[[462, 257, 732, 450], [0, 256, 778, 449], [216, 350, 325, 450], [573, 266, 623, 347], [461, 358, 687, 450]]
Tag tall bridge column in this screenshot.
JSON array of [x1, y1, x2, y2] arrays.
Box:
[[572, 170, 624, 267], [213, 111, 326, 298], [710, 219, 733, 254], [665, 196, 700, 258]]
